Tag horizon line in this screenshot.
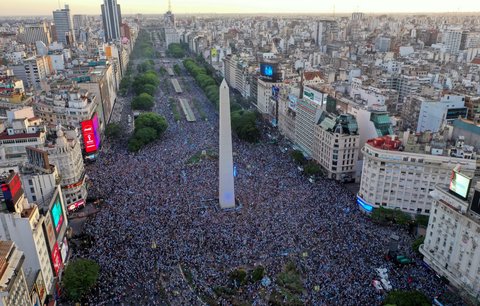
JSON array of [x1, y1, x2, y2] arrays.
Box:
[[1, 11, 480, 17]]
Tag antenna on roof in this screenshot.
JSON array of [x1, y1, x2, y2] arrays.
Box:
[[168, 0, 172, 12], [333, 4, 335, 18]]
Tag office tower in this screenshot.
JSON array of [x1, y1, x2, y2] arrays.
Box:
[[20, 22, 52, 46], [101, 0, 122, 42], [72, 14, 87, 39], [52, 4, 75, 45], [218, 80, 235, 209], [443, 28, 462, 55]]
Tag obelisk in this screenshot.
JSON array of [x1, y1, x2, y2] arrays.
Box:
[[219, 79, 235, 209]]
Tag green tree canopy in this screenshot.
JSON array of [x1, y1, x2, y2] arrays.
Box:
[[384, 290, 430, 306], [134, 127, 158, 144], [62, 259, 99, 302], [167, 43, 186, 58], [135, 112, 168, 136], [291, 150, 306, 165], [231, 110, 260, 143], [132, 93, 154, 111]]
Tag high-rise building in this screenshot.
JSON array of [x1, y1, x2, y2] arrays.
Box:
[[420, 181, 480, 299], [0, 172, 55, 294], [312, 112, 359, 182], [101, 0, 122, 42], [0, 241, 32, 306], [443, 28, 462, 55], [19, 22, 52, 46], [358, 134, 477, 215], [72, 15, 87, 39], [52, 5, 75, 46]]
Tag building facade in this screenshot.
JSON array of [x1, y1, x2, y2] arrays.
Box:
[[358, 136, 477, 215], [52, 5, 75, 46], [420, 183, 480, 300], [101, 0, 122, 42], [312, 112, 359, 181], [0, 241, 31, 306]]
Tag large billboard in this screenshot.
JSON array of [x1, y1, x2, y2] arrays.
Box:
[[449, 170, 472, 200], [470, 190, 480, 216], [260, 62, 280, 82], [81, 113, 101, 153], [1, 172, 24, 212], [51, 242, 63, 276], [51, 196, 64, 234]]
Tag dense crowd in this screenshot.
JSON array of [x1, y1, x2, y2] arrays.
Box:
[[72, 61, 457, 305]]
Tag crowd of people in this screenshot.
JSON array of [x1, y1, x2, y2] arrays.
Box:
[[73, 59, 459, 305]]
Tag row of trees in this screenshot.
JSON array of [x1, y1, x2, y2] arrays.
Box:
[[131, 63, 160, 111], [128, 112, 168, 152], [183, 58, 261, 143], [231, 110, 260, 143], [183, 58, 220, 107], [167, 43, 188, 58], [131, 30, 155, 59]]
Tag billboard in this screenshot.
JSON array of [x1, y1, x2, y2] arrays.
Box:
[[51, 242, 63, 276], [449, 170, 472, 200], [303, 86, 328, 106], [81, 113, 101, 153], [288, 94, 298, 110], [51, 196, 64, 234], [260, 62, 280, 81], [1, 172, 24, 212]]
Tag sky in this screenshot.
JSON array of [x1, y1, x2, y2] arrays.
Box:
[[2, 0, 480, 16]]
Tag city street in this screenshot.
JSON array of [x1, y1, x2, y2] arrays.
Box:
[[73, 37, 457, 305]]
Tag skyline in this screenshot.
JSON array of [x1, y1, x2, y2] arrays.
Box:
[[1, 0, 480, 16]]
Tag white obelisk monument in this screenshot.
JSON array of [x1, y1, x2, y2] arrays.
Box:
[[219, 79, 235, 209]]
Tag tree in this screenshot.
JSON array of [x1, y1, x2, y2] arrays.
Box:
[[291, 150, 306, 165], [134, 127, 158, 144], [105, 123, 122, 139], [384, 290, 430, 306], [167, 43, 185, 58], [132, 93, 154, 111], [231, 110, 260, 143], [128, 137, 144, 152], [303, 162, 321, 176], [173, 64, 181, 75], [135, 112, 168, 136], [62, 259, 99, 302]]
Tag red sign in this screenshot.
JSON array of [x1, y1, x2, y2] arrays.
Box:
[[67, 199, 85, 212], [81, 119, 98, 153], [51, 242, 63, 276]]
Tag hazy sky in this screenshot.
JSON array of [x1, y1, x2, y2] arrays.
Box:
[[3, 0, 480, 16]]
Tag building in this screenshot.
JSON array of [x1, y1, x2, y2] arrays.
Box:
[[416, 95, 467, 133], [19, 22, 52, 46], [0, 241, 32, 306], [452, 119, 480, 151], [420, 181, 480, 300], [33, 87, 101, 132], [223, 55, 251, 99], [11, 56, 50, 91], [0, 107, 47, 170], [0, 172, 54, 294], [72, 15, 87, 39], [375, 37, 391, 52], [312, 112, 359, 181], [443, 28, 462, 55], [52, 5, 75, 46], [101, 0, 122, 42], [358, 134, 477, 215], [46, 129, 87, 207], [292, 86, 330, 156]]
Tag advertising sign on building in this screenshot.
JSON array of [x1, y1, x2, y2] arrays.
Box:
[[81, 119, 97, 153], [81, 115, 100, 154], [51, 242, 63, 276], [51, 195, 64, 234], [303, 85, 327, 106], [288, 94, 298, 110]]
